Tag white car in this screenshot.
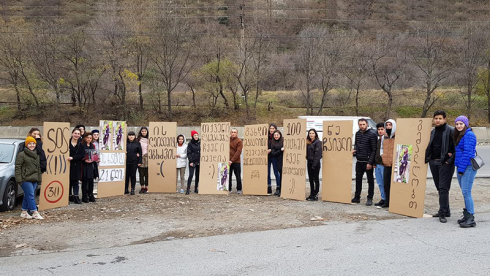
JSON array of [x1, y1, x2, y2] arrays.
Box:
[[0, 139, 28, 211], [298, 116, 377, 143]]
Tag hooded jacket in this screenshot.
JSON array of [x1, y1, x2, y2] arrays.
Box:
[[126, 139, 142, 165], [176, 135, 188, 168], [454, 128, 477, 173], [269, 133, 284, 169], [381, 119, 397, 167], [425, 123, 455, 164]]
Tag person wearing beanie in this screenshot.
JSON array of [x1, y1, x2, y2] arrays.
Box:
[[125, 131, 142, 195], [137, 127, 149, 193], [229, 128, 243, 194], [18, 128, 48, 175], [15, 137, 44, 219], [453, 115, 478, 228], [91, 129, 100, 150], [186, 130, 200, 195], [425, 110, 455, 223]]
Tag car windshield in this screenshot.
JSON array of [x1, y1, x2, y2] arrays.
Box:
[[0, 144, 15, 163]]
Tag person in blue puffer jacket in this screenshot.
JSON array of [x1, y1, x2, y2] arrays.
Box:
[[453, 115, 477, 228]]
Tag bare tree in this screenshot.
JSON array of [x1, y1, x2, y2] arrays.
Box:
[[29, 21, 65, 106], [152, 16, 194, 121], [456, 23, 489, 120], [370, 33, 408, 120], [296, 25, 321, 115], [341, 34, 370, 116], [408, 23, 455, 117], [315, 27, 346, 115]]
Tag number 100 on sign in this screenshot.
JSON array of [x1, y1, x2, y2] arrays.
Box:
[[99, 168, 125, 182]]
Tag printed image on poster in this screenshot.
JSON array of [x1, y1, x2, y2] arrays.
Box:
[[84, 149, 100, 162], [395, 144, 412, 184], [113, 121, 125, 151], [99, 121, 112, 151], [217, 162, 230, 191]]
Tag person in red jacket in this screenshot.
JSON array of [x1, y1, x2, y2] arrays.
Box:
[[229, 128, 243, 194]]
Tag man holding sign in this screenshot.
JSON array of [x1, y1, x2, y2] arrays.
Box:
[[352, 119, 377, 206], [229, 128, 243, 194]]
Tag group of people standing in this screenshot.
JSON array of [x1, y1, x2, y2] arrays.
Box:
[[353, 111, 478, 228], [15, 113, 479, 228]]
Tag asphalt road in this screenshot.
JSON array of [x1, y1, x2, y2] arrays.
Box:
[[2, 213, 489, 275]]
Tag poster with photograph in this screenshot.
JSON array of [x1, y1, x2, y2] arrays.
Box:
[[113, 121, 125, 151], [395, 144, 412, 184], [84, 149, 100, 162], [99, 121, 112, 151], [217, 162, 230, 191]]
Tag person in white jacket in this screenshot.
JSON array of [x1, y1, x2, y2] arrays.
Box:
[[176, 134, 187, 193]]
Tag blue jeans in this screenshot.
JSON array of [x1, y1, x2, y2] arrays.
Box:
[[457, 165, 477, 215], [375, 164, 385, 200], [271, 157, 281, 188], [21, 182, 38, 212], [267, 157, 272, 187]]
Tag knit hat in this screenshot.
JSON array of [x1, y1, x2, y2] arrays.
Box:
[[191, 130, 198, 137], [455, 116, 469, 127], [25, 136, 37, 146], [91, 129, 99, 134]]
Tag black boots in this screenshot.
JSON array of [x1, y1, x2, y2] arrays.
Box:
[[267, 187, 272, 194], [457, 209, 469, 224], [185, 189, 190, 195], [459, 209, 476, 228], [274, 188, 281, 196], [306, 194, 318, 201], [89, 194, 96, 202]]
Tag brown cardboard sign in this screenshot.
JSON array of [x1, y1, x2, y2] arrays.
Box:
[[389, 118, 432, 218], [148, 122, 177, 193], [199, 122, 230, 195], [39, 122, 71, 211], [243, 124, 268, 195], [322, 120, 353, 203], [97, 120, 126, 198], [281, 119, 307, 201]]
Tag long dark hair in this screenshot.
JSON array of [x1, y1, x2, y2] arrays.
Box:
[[306, 128, 319, 144], [138, 126, 149, 141], [82, 133, 93, 146], [271, 130, 283, 145], [453, 125, 469, 145]]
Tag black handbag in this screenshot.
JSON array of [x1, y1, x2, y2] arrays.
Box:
[[471, 151, 485, 170]]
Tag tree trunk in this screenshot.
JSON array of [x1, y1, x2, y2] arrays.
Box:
[[139, 81, 144, 110], [167, 89, 172, 121], [355, 86, 360, 116], [385, 91, 393, 120], [14, 83, 21, 111], [467, 82, 472, 121], [421, 88, 431, 118]]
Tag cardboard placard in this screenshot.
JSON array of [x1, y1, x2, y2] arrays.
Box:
[[97, 120, 126, 198], [243, 124, 268, 195], [322, 121, 353, 203], [199, 122, 230, 195], [39, 122, 71, 211], [148, 122, 177, 193], [389, 118, 432, 218], [281, 119, 307, 201]]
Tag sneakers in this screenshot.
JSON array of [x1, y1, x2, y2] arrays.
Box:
[[185, 189, 190, 195], [374, 200, 385, 207], [139, 189, 144, 194], [439, 213, 447, 223], [366, 198, 373, 206], [237, 190, 242, 195], [274, 189, 281, 196], [180, 189, 184, 194], [20, 211, 32, 219], [143, 188, 148, 193], [130, 190, 135, 195], [32, 211, 44, 220], [124, 190, 130, 195], [351, 197, 360, 203], [267, 187, 272, 194], [306, 195, 318, 201]]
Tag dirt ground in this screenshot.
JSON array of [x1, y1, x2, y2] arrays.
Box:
[[1, 179, 490, 258]]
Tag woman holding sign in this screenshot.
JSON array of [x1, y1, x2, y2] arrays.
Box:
[[186, 130, 200, 195], [453, 116, 478, 228], [306, 129, 322, 201], [270, 130, 284, 196], [81, 133, 98, 203], [267, 123, 278, 194], [125, 131, 142, 195], [68, 128, 85, 204], [137, 127, 149, 194]]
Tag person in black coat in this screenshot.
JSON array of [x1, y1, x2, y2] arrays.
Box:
[[68, 128, 85, 204], [81, 133, 99, 203], [186, 130, 201, 195], [352, 118, 377, 206], [306, 128, 322, 201], [125, 131, 142, 195], [269, 130, 284, 196]]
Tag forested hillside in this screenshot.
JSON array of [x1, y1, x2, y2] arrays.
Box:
[[1, 0, 490, 126]]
